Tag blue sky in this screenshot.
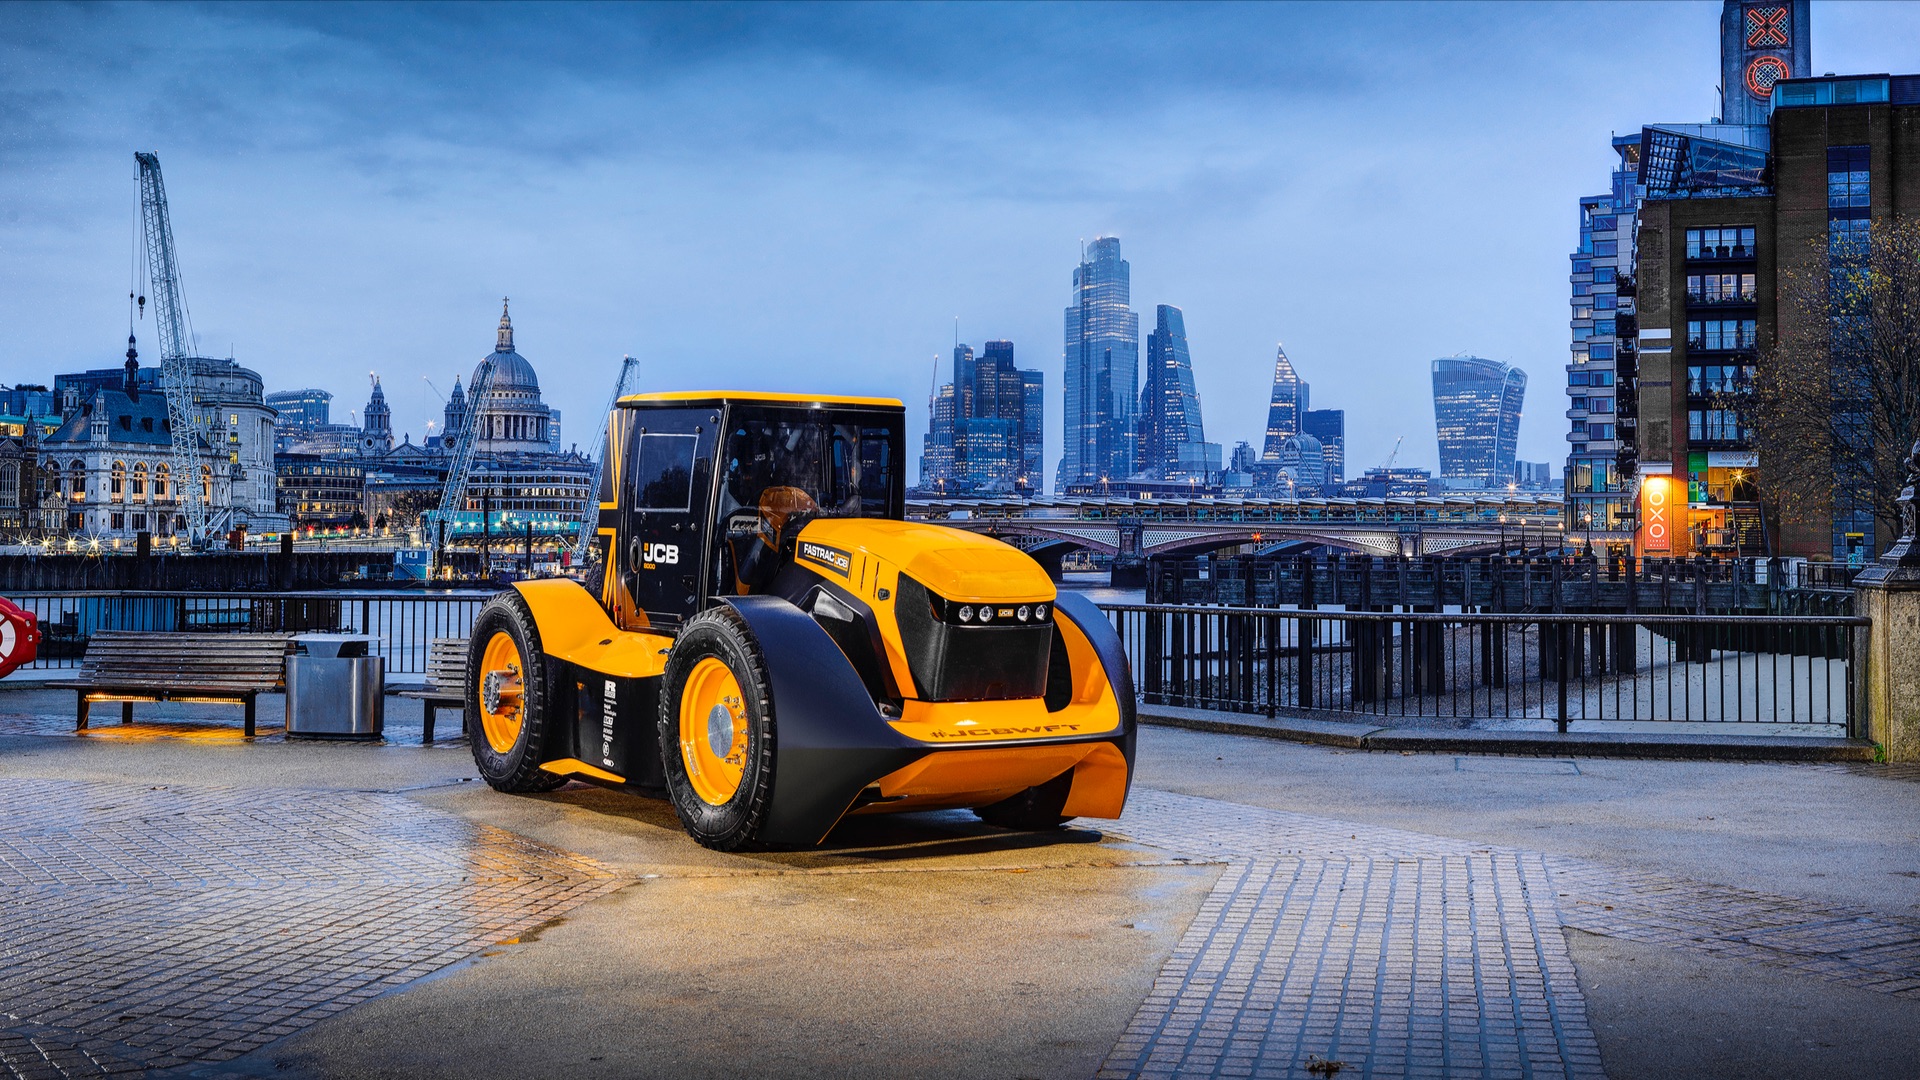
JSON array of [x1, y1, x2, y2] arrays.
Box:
[[4, 1, 1917, 481]]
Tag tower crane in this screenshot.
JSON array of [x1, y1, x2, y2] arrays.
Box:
[[426, 359, 498, 578], [574, 354, 641, 557], [134, 152, 221, 546]]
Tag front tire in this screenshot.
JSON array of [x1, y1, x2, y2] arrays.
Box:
[[973, 769, 1074, 831], [467, 591, 567, 794], [659, 605, 777, 851]]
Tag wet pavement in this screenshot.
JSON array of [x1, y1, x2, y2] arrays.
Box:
[[1, 687, 1918, 1079]]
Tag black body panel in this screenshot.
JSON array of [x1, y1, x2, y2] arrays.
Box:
[[546, 657, 666, 796], [895, 575, 1050, 701], [720, 595, 926, 844], [1049, 590, 1138, 789]]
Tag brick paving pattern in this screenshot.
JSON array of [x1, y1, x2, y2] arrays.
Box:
[[1101, 787, 1920, 1078], [1546, 856, 1920, 997], [0, 779, 621, 1079], [1103, 794, 1604, 1079]]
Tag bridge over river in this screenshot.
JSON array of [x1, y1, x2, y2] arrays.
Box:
[[907, 493, 1576, 567]]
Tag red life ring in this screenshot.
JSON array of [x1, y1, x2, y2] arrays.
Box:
[[0, 597, 40, 679]]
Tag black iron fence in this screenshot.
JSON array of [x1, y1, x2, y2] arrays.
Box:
[[1099, 603, 1870, 736], [3, 590, 1872, 734], [7, 591, 498, 678], [1150, 553, 1857, 616]]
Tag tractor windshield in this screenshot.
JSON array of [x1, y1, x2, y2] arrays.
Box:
[[718, 409, 900, 528]]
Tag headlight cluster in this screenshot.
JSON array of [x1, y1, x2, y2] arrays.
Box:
[[954, 602, 1048, 625]]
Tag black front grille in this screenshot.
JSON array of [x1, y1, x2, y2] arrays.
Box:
[[896, 576, 1050, 701]]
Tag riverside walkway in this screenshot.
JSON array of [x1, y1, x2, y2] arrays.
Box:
[[0, 688, 1916, 1079]]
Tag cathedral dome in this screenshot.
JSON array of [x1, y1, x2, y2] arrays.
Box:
[[474, 350, 539, 396], [474, 299, 539, 396]]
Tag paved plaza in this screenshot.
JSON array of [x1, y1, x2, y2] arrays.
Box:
[[0, 687, 1917, 1079]]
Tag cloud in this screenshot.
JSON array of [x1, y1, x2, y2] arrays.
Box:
[[6, 0, 1918, 484]]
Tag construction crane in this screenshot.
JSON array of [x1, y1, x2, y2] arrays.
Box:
[[426, 358, 497, 578], [1380, 435, 1405, 472], [134, 152, 219, 546], [574, 354, 641, 557]]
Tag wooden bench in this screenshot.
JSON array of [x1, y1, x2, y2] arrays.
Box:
[[394, 637, 468, 744], [45, 631, 293, 737]]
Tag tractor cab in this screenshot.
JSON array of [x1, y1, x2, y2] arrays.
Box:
[[601, 393, 903, 630]]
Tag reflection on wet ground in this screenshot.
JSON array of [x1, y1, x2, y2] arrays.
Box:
[[0, 778, 622, 1077]]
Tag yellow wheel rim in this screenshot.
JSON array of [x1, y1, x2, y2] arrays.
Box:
[[477, 630, 526, 754], [679, 656, 749, 806]]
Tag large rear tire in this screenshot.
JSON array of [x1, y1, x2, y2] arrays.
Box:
[[973, 769, 1074, 831], [659, 605, 777, 851], [467, 591, 567, 794]]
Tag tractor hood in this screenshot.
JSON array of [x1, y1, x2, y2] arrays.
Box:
[[793, 518, 1054, 604]]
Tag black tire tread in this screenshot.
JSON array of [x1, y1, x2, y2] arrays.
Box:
[[657, 604, 777, 851], [467, 591, 568, 794]]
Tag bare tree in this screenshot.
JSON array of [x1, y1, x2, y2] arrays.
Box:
[[385, 488, 441, 531], [1752, 217, 1920, 547]]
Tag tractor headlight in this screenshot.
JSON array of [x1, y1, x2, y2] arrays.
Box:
[[1016, 605, 1031, 622], [1033, 604, 1048, 621], [957, 605, 974, 623], [976, 605, 994, 623]]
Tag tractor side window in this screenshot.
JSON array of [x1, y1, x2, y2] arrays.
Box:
[[858, 426, 894, 509], [633, 434, 698, 511], [823, 423, 897, 517]]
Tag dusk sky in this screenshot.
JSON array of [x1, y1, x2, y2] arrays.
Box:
[[5, 1, 1917, 482]]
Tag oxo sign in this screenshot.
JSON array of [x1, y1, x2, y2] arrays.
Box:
[[1639, 477, 1672, 553]]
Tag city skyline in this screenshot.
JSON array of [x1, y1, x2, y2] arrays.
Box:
[[5, 3, 1918, 484]]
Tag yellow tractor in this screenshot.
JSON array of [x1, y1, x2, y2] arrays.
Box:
[[465, 391, 1136, 850]]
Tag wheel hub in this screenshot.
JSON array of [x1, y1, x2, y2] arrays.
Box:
[[482, 664, 520, 717], [707, 703, 735, 758]]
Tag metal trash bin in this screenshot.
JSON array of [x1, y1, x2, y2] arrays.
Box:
[[286, 633, 385, 739]]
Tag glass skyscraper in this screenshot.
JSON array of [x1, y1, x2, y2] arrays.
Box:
[[921, 339, 1044, 494], [1302, 408, 1346, 485], [1136, 305, 1218, 480], [1058, 237, 1139, 491], [1260, 344, 1306, 461], [1432, 356, 1526, 490]]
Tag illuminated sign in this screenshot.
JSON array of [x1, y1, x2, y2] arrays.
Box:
[[1747, 56, 1790, 100], [1639, 477, 1673, 552]]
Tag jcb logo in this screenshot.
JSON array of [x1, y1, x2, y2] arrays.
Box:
[[642, 543, 679, 566]]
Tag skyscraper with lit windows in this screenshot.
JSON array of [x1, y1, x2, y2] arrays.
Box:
[[1432, 355, 1526, 490], [1057, 237, 1139, 491], [1136, 305, 1218, 480]]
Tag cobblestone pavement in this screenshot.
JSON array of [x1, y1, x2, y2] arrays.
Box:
[[0, 778, 621, 1079], [1098, 788, 1920, 1079]]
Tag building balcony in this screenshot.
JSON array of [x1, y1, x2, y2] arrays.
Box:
[[1686, 245, 1757, 262], [1685, 340, 1757, 356], [1685, 292, 1757, 309], [1615, 274, 1636, 298]]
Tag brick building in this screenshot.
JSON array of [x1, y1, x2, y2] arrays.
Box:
[[1628, 72, 1920, 560]]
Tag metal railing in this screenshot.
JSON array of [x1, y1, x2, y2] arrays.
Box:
[[8, 590, 498, 678], [1099, 603, 1869, 735]]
